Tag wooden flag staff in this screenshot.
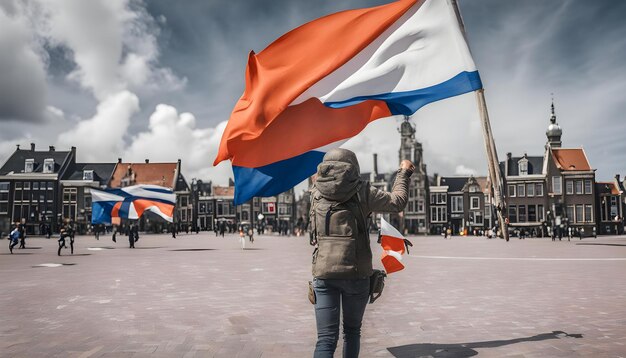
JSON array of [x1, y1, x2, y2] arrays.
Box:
[[451, 0, 509, 241]]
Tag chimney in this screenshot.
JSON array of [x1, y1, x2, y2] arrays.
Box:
[[49, 146, 55, 152], [118, 158, 122, 163], [506, 152, 512, 160], [145, 159, 149, 163], [30, 143, 35, 151], [16, 144, 20, 150], [71, 146, 76, 154], [616, 174, 621, 184], [434, 173, 440, 186], [373, 153, 378, 176]]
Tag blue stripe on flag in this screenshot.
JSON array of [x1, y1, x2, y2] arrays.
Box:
[[233, 150, 325, 205], [91, 201, 117, 224], [325, 71, 482, 115]]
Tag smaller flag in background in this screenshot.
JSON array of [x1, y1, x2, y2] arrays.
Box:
[[380, 217, 408, 274], [91, 185, 176, 224]]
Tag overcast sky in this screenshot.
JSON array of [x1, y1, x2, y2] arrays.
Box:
[[1, 0, 625, 193]]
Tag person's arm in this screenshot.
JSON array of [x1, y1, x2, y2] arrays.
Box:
[[365, 160, 415, 213]]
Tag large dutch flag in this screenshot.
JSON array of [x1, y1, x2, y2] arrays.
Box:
[[91, 185, 176, 224], [214, 0, 481, 204]]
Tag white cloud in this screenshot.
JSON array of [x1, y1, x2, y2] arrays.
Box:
[[57, 91, 140, 162], [454, 165, 478, 176], [0, 4, 48, 122], [124, 104, 232, 185]]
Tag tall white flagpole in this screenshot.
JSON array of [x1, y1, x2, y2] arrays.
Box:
[[450, 0, 509, 241]]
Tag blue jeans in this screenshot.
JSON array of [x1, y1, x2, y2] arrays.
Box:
[[313, 278, 370, 358]]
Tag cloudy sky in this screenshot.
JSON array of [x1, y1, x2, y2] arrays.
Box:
[[1, 0, 625, 194]]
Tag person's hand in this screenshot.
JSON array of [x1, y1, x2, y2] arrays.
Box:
[[400, 159, 415, 172]]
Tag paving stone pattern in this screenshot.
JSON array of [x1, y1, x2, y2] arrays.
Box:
[[1, 233, 626, 357]]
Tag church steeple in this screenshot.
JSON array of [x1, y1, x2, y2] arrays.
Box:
[[546, 97, 562, 148], [399, 115, 416, 164]]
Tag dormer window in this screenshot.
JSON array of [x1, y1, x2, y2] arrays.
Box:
[[518, 158, 528, 175], [83, 170, 94, 181], [25, 159, 34, 173], [43, 158, 54, 174]]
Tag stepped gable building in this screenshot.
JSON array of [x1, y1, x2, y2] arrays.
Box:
[[0, 144, 75, 234], [428, 175, 490, 235], [500, 101, 597, 237]]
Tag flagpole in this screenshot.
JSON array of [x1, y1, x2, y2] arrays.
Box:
[[450, 0, 509, 241]]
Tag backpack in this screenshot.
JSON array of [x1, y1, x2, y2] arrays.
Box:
[[310, 187, 368, 279]]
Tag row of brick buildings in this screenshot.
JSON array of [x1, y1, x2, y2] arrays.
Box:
[[1, 102, 623, 237], [0, 144, 296, 236]]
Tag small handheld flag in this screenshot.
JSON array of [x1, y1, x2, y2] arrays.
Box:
[[379, 217, 411, 274]]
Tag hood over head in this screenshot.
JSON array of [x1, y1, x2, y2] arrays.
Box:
[[314, 148, 361, 201]]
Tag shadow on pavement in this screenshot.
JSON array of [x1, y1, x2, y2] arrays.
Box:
[[1, 252, 33, 255], [576, 243, 626, 247], [387, 331, 583, 358], [133, 247, 164, 249], [242, 248, 265, 250], [170, 249, 216, 252], [22, 247, 43, 249]]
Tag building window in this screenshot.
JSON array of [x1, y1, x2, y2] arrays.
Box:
[[508, 185, 516, 197], [430, 206, 447, 223], [451, 196, 463, 213], [83, 170, 94, 181], [566, 180, 574, 195], [43, 159, 54, 174], [526, 183, 534, 197], [585, 205, 593, 223], [584, 180, 592, 194], [417, 199, 424, 213], [575, 204, 583, 223], [518, 205, 527, 222], [528, 205, 537, 222], [33, 182, 39, 190], [575, 180, 583, 195], [470, 197, 480, 209], [517, 184, 525, 197], [62, 188, 77, 221], [538, 205, 544, 222], [508, 205, 517, 223], [474, 211, 483, 225], [430, 194, 436, 204], [552, 176, 562, 195], [518, 160, 528, 175], [25, 159, 34, 173], [47, 182, 54, 190], [0, 182, 9, 214], [24, 182, 30, 190], [15, 182, 22, 190], [566, 205, 574, 221], [536, 183, 544, 196], [199, 203, 206, 214], [262, 202, 276, 214]]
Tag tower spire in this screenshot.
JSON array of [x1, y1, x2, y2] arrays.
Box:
[[546, 94, 562, 148]]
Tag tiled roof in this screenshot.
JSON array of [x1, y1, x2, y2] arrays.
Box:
[[63, 163, 117, 184], [109, 162, 177, 188], [440, 177, 469, 192], [499, 155, 544, 176], [213, 186, 234, 197], [596, 182, 620, 195], [0, 149, 71, 175], [551, 148, 591, 171]]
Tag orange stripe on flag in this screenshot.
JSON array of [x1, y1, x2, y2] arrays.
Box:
[[214, 0, 418, 165], [381, 235, 405, 255], [111, 202, 122, 218], [133, 199, 175, 218], [382, 251, 405, 274]]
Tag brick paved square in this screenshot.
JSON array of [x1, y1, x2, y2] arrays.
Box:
[[1, 234, 626, 357]]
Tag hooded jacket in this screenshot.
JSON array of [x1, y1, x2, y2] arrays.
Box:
[[312, 148, 412, 279]]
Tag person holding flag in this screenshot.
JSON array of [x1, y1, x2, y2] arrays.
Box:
[[309, 148, 414, 357]]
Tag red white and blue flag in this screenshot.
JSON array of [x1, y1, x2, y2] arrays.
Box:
[[380, 217, 408, 274], [91, 185, 176, 224], [214, 0, 481, 204]]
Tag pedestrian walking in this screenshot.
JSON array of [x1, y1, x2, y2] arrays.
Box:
[[239, 229, 246, 249], [18, 220, 26, 249], [309, 148, 413, 358], [128, 223, 138, 248], [443, 227, 448, 239], [57, 221, 74, 256], [219, 221, 226, 237], [8, 224, 19, 254], [112, 225, 117, 242]]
